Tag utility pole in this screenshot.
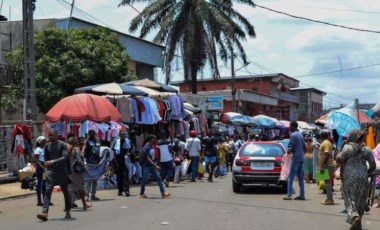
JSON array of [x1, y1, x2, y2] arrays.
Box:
[[231, 52, 236, 112], [22, 0, 37, 121], [68, 0, 76, 28]]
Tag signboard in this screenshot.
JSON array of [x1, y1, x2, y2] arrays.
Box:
[[199, 96, 224, 111]]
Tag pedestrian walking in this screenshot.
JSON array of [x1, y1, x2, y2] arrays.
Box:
[[33, 136, 47, 206], [283, 121, 306, 201], [303, 134, 314, 183], [37, 129, 71, 221], [337, 129, 376, 229], [67, 136, 92, 210], [157, 134, 174, 187], [202, 132, 218, 182], [139, 135, 171, 199], [185, 130, 202, 182], [170, 138, 185, 183], [225, 135, 235, 171], [112, 130, 131, 197], [83, 130, 101, 201], [319, 130, 334, 205]]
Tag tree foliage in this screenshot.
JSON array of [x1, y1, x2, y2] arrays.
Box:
[[119, 0, 256, 94], [5, 27, 134, 113]]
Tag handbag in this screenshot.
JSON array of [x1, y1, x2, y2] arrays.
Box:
[[72, 160, 86, 173], [174, 156, 183, 166], [315, 169, 330, 181], [72, 152, 86, 173]]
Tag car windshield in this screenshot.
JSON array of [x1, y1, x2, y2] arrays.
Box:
[[240, 143, 284, 157], [277, 139, 290, 149]]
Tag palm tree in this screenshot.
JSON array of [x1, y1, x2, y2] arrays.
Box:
[[119, 0, 256, 94]]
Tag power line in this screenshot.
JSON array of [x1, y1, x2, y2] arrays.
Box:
[[57, 0, 115, 29], [254, 3, 380, 34], [298, 81, 354, 101], [293, 62, 380, 78], [254, 0, 380, 15]]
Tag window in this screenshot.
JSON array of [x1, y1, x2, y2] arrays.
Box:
[[240, 144, 284, 157]]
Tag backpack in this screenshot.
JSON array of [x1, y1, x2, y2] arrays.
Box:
[[21, 177, 30, 189]]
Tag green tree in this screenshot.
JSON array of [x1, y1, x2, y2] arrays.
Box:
[[5, 27, 133, 113], [119, 0, 256, 94]]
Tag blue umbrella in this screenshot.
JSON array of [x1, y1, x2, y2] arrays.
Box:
[[221, 112, 258, 127], [74, 83, 147, 96], [252, 115, 277, 128]]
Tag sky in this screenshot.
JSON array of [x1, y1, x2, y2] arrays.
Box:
[[2, 0, 380, 109]]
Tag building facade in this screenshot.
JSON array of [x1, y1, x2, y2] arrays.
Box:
[[176, 73, 325, 123], [0, 17, 164, 123], [291, 88, 326, 123]]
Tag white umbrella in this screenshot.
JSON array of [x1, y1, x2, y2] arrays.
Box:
[[133, 86, 175, 97]]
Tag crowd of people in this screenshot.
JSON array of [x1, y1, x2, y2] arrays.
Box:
[[284, 121, 378, 230], [31, 127, 246, 221], [29, 121, 379, 229]]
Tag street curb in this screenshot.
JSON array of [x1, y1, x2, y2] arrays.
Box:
[[0, 192, 35, 202]]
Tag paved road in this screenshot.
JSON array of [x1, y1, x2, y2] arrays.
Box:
[[1, 174, 379, 230]]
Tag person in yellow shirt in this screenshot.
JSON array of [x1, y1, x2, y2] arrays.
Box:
[[319, 130, 334, 205], [216, 137, 228, 177]]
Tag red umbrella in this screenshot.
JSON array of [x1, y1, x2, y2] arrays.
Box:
[[46, 94, 121, 122]]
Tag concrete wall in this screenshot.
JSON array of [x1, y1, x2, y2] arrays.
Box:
[[0, 19, 54, 64]]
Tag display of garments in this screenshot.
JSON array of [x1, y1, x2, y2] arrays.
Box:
[[117, 97, 134, 123], [365, 126, 375, 149], [14, 135, 25, 154]]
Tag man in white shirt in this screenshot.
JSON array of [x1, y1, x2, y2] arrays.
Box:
[[158, 134, 174, 187], [185, 130, 202, 182]]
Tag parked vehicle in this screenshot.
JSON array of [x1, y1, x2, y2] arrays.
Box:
[[276, 139, 290, 150], [232, 141, 286, 193]]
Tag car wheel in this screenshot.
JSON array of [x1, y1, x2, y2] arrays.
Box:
[[232, 180, 242, 193]]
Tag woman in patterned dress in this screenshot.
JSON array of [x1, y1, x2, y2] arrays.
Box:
[[337, 129, 376, 230], [67, 136, 92, 210]]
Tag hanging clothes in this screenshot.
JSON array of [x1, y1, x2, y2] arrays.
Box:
[[117, 96, 134, 123], [365, 125, 375, 149]]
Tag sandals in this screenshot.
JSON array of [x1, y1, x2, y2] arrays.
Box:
[[37, 214, 48, 221], [83, 203, 92, 210], [349, 217, 361, 230]]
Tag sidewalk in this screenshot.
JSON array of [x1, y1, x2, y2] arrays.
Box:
[[0, 174, 35, 201]]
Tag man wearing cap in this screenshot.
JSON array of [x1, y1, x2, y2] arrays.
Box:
[[185, 130, 202, 182]]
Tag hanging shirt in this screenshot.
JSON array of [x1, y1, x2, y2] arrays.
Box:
[[14, 135, 25, 154], [117, 97, 133, 123]]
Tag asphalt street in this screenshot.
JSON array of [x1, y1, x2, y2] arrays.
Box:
[[0, 174, 379, 230]]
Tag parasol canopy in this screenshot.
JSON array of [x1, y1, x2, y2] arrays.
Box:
[[252, 114, 283, 128], [74, 82, 147, 96], [125, 78, 178, 93], [320, 105, 373, 136], [297, 121, 315, 130], [279, 120, 290, 129], [132, 86, 175, 97], [46, 93, 121, 122], [184, 103, 202, 113], [220, 112, 258, 127]]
